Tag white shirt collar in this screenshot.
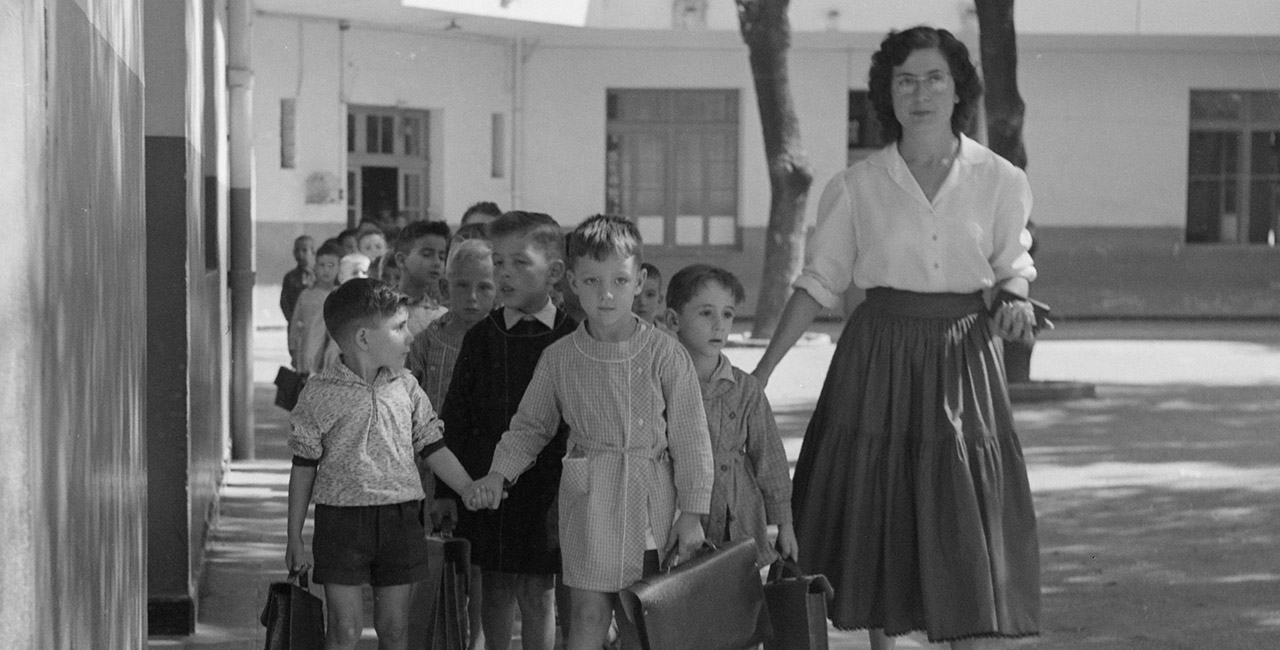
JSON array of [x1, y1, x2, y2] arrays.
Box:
[[503, 298, 557, 330]]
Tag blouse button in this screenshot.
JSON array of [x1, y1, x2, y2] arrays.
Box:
[[933, 262, 940, 269], [932, 234, 939, 241], [720, 464, 729, 472], [728, 411, 736, 420]]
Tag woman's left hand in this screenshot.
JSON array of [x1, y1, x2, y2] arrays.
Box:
[[993, 299, 1037, 344]]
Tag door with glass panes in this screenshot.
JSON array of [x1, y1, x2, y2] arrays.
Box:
[[347, 107, 430, 226]]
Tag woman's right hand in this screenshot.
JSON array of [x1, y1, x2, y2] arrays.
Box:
[[285, 538, 312, 575], [750, 362, 774, 388]]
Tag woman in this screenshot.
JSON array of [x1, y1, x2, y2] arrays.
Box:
[[753, 27, 1041, 649]]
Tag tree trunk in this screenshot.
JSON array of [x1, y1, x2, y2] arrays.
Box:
[[975, 0, 1034, 383], [737, 0, 813, 339], [974, 0, 1026, 170]]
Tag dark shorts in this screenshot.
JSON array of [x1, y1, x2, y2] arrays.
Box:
[[313, 501, 430, 587]]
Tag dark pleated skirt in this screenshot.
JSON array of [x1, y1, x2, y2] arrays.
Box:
[[791, 288, 1041, 642]]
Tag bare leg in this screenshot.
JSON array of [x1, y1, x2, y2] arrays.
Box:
[[870, 628, 897, 650], [372, 583, 414, 650], [482, 571, 518, 650], [515, 573, 557, 650], [468, 568, 486, 650], [565, 588, 613, 650], [323, 584, 365, 650]]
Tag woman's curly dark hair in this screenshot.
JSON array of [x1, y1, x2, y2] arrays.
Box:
[[868, 26, 982, 142]]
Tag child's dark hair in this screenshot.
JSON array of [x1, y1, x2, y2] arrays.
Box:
[[665, 264, 746, 312], [565, 214, 642, 269], [489, 211, 564, 262], [461, 201, 503, 224], [357, 229, 386, 244], [322, 278, 408, 343], [338, 227, 360, 242], [316, 239, 345, 259], [395, 220, 452, 256], [640, 262, 662, 284], [452, 221, 490, 244]]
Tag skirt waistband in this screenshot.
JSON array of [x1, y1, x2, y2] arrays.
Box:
[[862, 287, 985, 319]]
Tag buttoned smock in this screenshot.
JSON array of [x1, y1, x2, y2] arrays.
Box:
[[289, 361, 445, 507], [700, 354, 793, 567], [794, 134, 1035, 307], [489, 318, 714, 592]]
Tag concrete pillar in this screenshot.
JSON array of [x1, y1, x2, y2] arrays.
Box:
[[228, 0, 256, 460]]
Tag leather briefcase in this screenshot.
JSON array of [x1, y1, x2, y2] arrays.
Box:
[[763, 560, 834, 650], [618, 539, 771, 650], [260, 569, 325, 650]]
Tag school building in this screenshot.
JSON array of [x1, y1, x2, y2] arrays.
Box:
[[251, 0, 1280, 319]]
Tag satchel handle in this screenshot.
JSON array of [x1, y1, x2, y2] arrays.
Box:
[[766, 559, 835, 600], [289, 569, 311, 590], [660, 541, 717, 572]]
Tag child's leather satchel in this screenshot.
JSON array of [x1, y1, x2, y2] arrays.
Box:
[[763, 559, 835, 650], [618, 538, 772, 650]]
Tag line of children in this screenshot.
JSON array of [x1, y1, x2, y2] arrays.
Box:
[[286, 278, 495, 650], [442, 211, 578, 650], [284, 212, 797, 650], [288, 239, 343, 375]]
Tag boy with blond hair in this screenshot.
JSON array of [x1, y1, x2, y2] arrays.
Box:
[[471, 214, 714, 650]]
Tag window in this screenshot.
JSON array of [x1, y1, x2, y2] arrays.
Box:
[[848, 90, 889, 166], [1187, 90, 1280, 245], [606, 89, 739, 248]]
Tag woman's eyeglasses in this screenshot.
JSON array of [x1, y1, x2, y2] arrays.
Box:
[[892, 72, 951, 96]]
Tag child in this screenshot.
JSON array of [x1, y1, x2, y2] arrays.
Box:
[[663, 264, 797, 567], [288, 239, 342, 374], [374, 254, 403, 288], [285, 278, 490, 650], [441, 211, 577, 650], [461, 200, 502, 227], [470, 214, 714, 650], [280, 235, 315, 323], [337, 227, 361, 256], [358, 229, 388, 263], [337, 252, 370, 285], [631, 262, 665, 327], [394, 220, 452, 335]]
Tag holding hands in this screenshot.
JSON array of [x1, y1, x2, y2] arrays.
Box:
[[462, 471, 508, 510]]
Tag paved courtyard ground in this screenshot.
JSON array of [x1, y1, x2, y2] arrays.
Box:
[[151, 319, 1280, 649]]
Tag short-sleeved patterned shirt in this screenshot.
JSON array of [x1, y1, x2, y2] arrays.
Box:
[[289, 360, 446, 506], [490, 318, 714, 592]]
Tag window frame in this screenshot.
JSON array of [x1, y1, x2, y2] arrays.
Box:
[[1186, 90, 1280, 246], [605, 88, 741, 250]]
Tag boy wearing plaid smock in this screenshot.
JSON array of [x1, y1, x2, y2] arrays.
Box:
[[470, 215, 714, 650]]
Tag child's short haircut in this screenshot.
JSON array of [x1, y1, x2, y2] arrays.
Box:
[[338, 227, 360, 241], [358, 230, 386, 245], [665, 264, 746, 312], [566, 214, 642, 269], [640, 262, 662, 284], [489, 211, 564, 262], [316, 239, 345, 259], [395, 220, 452, 256], [461, 201, 502, 224], [295, 234, 314, 245], [452, 222, 490, 244], [446, 237, 493, 275], [322, 278, 408, 343]]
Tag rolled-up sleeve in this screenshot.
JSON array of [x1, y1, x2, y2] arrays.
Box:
[[409, 378, 445, 453], [793, 172, 857, 310], [990, 167, 1037, 284], [288, 388, 325, 462]]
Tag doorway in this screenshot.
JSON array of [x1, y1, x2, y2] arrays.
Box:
[[347, 106, 431, 226]]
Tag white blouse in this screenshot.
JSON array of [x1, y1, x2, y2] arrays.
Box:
[[794, 135, 1036, 310]]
